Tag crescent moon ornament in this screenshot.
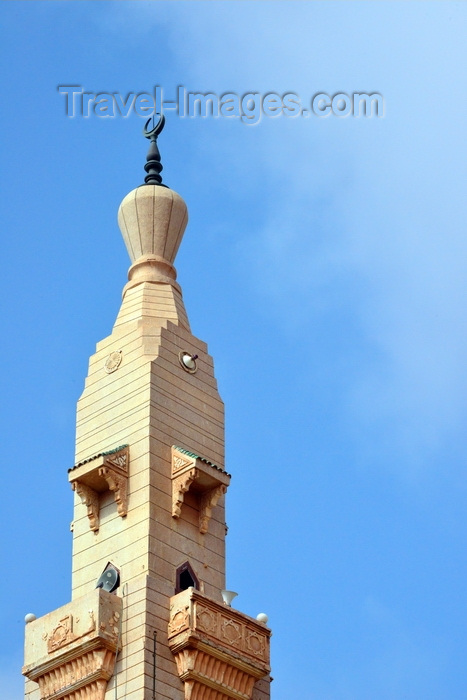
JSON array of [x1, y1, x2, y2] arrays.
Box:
[[140, 114, 167, 187], [143, 113, 165, 140]]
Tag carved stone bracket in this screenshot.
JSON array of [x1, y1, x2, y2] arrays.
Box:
[[199, 484, 227, 534], [99, 466, 128, 517], [168, 588, 271, 700], [68, 446, 129, 532], [171, 447, 231, 535], [173, 467, 199, 519], [72, 482, 100, 532], [23, 589, 122, 700]]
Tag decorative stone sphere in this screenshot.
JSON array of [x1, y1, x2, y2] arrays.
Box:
[[25, 613, 36, 623], [256, 613, 269, 624]]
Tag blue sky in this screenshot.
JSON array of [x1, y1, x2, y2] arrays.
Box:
[[1, 2, 467, 698]]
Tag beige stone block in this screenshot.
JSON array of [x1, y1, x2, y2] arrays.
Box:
[[148, 486, 172, 515], [75, 411, 144, 448], [154, 341, 217, 383], [149, 363, 222, 407], [76, 377, 151, 423], [80, 350, 153, 393], [89, 334, 153, 369], [127, 670, 155, 693], [78, 372, 223, 464], [80, 378, 151, 416], [148, 469, 172, 496], [75, 418, 147, 454], [130, 438, 155, 462], [147, 419, 212, 451], [149, 414, 224, 463], [151, 402, 223, 446], [118, 678, 183, 700], [73, 493, 150, 534], [118, 657, 154, 686], [72, 511, 149, 556], [72, 539, 149, 590], [153, 351, 219, 393], [122, 610, 146, 635], [149, 392, 223, 435], [153, 539, 224, 576], [114, 687, 179, 700], [144, 597, 170, 622], [125, 284, 175, 301], [124, 469, 151, 495], [152, 391, 223, 434], [151, 401, 223, 441], [124, 622, 163, 648], [163, 321, 210, 356], [24, 678, 40, 700], [123, 600, 151, 624], [121, 294, 179, 312], [148, 518, 226, 560], [152, 377, 224, 422], [151, 340, 217, 382], [139, 299, 186, 313], [147, 666, 185, 696], [93, 316, 144, 348], [166, 338, 213, 371], [78, 362, 152, 406], [117, 307, 182, 326], [113, 291, 190, 331], [75, 418, 151, 462], [151, 368, 223, 416]]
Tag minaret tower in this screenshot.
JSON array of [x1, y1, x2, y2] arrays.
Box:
[[23, 119, 271, 700]]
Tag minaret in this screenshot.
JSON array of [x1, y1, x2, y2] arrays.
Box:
[[23, 119, 271, 700]]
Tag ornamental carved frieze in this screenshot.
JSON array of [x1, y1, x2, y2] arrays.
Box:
[[46, 609, 96, 653], [168, 604, 190, 637], [220, 616, 243, 648], [168, 588, 270, 700], [196, 605, 217, 635], [171, 446, 231, 535], [68, 445, 129, 532], [23, 589, 122, 700]]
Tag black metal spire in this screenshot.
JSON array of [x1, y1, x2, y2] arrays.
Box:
[[142, 114, 166, 187]]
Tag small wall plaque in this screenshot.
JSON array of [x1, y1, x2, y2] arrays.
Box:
[[104, 350, 122, 374]]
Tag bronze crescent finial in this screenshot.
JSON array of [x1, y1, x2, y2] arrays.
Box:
[[141, 113, 167, 187], [143, 113, 165, 140]]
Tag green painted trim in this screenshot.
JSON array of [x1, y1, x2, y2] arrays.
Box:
[[69, 444, 129, 472]]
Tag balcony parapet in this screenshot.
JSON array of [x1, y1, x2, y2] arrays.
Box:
[[22, 588, 122, 700], [168, 588, 271, 700]]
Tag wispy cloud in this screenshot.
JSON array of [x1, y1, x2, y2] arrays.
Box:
[[91, 5, 467, 476]]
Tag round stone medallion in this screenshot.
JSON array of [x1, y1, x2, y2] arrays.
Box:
[[104, 350, 122, 374]]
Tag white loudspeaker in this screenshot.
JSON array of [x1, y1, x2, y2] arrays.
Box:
[[221, 590, 238, 606]]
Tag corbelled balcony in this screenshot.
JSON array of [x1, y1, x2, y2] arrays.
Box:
[[22, 589, 122, 700], [168, 588, 271, 700]]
